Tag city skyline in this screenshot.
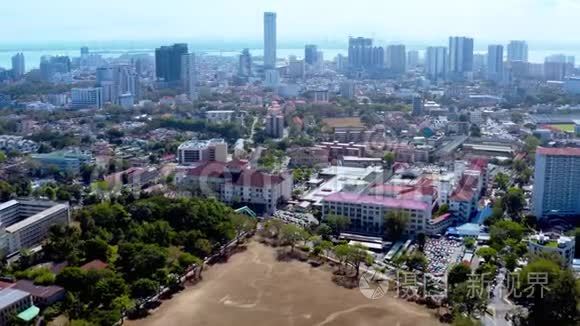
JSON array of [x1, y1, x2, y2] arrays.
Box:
[[2, 0, 580, 46]]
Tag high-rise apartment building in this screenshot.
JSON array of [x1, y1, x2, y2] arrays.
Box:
[[533, 147, 580, 218], [486, 45, 504, 82], [448, 36, 474, 77], [96, 65, 139, 105], [407, 50, 419, 69], [266, 114, 284, 138], [507, 40, 528, 62], [39, 56, 71, 81], [348, 37, 373, 69], [11, 53, 25, 79], [424, 46, 447, 81], [304, 44, 318, 65], [340, 81, 356, 99], [155, 43, 188, 83], [238, 49, 253, 77], [263, 12, 277, 69], [386, 45, 406, 74], [181, 53, 198, 101], [71, 87, 104, 109]]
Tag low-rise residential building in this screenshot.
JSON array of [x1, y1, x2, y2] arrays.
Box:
[[0, 136, 38, 154], [177, 138, 228, 165], [206, 110, 236, 123], [176, 160, 292, 214], [0, 288, 34, 325], [527, 233, 575, 266], [30, 150, 91, 174], [322, 192, 432, 237], [0, 200, 70, 257], [315, 141, 367, 160], [104, 167, 159, 190], [10, 281, 65, 308], [287, 147, 329, 168]]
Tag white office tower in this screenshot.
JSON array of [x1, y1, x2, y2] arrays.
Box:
[[486, 45, 504, 82], [264, 69, 280, 89], [507, 40, 528, 62], [181, 53, 198, 101], [11, 53, 25, 78], [263, 12, 277, 69], [71, 87, 104, 109], [425, 46, 447, 81], [533, 147, 580, 218], [266, 114, 284, 138]]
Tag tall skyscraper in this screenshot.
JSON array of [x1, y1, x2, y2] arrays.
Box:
[[545, 54, 567, 80], [386, 45, 406, 74], [533, 147, 580, 218], [266, 114, 284, 138], [155, 43, 188, 83], [486, 45, 504, 82], [448, 36, 474, 77], [11, 53, 25, 79], [348, 37, 373, 69], [80, 46, 90, 57], [407, 50, 419, 69], [304, 45, 318, 65], [238, 49, 253, 77], [424, 46, 447, 81], [263, 12, 277, 69], [96, 65, 139, 105], [507, 40, 528, 62], [371, 47, 384, 68], [181, 53, 198, 101]]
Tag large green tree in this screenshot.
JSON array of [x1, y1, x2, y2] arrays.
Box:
[[384, 211, 409, 240]]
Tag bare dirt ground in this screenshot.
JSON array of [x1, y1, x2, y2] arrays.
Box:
[[127, 241, 441, 326]]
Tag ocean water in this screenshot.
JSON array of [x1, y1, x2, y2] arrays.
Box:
[[0, 44, 578, 71]]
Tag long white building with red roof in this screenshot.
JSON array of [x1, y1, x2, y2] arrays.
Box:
[[533, 147, 580, 218], [176, 160, 293, 214]]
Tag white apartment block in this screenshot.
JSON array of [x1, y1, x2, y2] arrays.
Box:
[[206, 110, 236, 123], [527, 233, 575, 266], [177, 160, 292, 214], [0, 200, 70, 257], [322, 192, 432, 237], [533, 147, 580, 218], [177, 138, 228, 165]]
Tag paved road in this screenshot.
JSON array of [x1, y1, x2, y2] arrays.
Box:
[[485, 268, 512, 326]]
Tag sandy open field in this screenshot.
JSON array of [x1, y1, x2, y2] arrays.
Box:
[[127, 241, 441, 326]]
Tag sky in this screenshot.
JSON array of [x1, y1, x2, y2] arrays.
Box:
[[2, 0, 580, 48]]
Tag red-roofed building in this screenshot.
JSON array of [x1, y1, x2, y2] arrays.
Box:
[[449, 172, 481, 222], [176, 161, 292, 214], [80, 259, 109, 271]]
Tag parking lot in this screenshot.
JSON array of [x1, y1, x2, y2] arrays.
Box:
[[424, 237, 464, 277]]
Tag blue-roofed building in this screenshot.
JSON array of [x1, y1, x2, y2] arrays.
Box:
[[0, 288, 33, 325], [472, 206, 493, 225]]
